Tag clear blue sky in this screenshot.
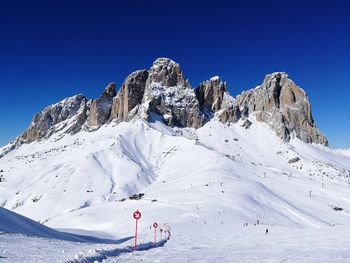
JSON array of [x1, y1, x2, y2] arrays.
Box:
[[0, 0, 349, 148]]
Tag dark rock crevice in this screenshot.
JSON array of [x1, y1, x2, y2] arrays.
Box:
[[273, 73, 282, 108]]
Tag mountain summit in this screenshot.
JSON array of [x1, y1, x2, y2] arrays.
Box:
[[1, 58, 327, 156]]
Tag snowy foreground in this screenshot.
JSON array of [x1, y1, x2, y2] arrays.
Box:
[[2, 225, 350, 263], [1, 118, 350, 262]]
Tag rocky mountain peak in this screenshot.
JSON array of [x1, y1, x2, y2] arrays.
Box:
[[261, 72, 290, 108], [17, 94, 88, 145], [2, 59, 329, 156], [148, 57, 187, 87], [236, 72, 328, 145], [140, 58, 204, 128], [101, 82, 117, 98]]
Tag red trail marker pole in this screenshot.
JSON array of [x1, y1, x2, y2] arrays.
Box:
[[133, 210, 142, 252], [160, 228, 163, 240], [153, 222, 158, 245]]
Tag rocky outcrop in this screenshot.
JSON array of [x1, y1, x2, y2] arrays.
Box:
[[236, 72, 328, 145], [195, 76, 227, 113], [217, 105, 241, 123], [147, 57, 186, 87], [241, 119, 252, 129], [110, 70, 148, 121], [87, 83, 116, 128], [19, 94, 88, 144], [195, 76, 241, 123], [141, 58, 205, 128]]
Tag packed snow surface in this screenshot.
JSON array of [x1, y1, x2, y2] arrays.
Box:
[[1, 118, 350, 262]]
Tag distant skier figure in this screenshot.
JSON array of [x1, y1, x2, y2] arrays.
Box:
[[265, 228, 269, 234]]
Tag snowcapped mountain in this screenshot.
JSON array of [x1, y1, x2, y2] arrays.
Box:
[[1, 58, 350, 262], [2, 58, 327, 156]]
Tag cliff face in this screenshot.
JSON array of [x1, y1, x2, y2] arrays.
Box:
[[236, 72, 328, 145], [19, 94, 89, 144], [87, 83, 116, 129], [195, 76, 240, 123], [110, 70, 149, 122], [195, 76, 227, 113], [7, 58, 328, 153], [140, 58, 205, 128]]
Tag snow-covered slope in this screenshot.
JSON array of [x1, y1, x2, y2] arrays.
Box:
[[1, 118, 349, 230], [1, 117, 350, 262], [336, 148, 350, 158], [0, 207, 122, 243]]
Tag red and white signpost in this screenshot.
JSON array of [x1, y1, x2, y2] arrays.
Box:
[[153, 222, 158, 245], [133, 210, 141, 252], [160, 228, 163, 240]]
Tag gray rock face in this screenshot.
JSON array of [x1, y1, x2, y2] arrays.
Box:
[[142, 58, 205, 128], [236, 72, 328, 145], [195, 76, 227, 113], [87, 83, 116, 128], [241, 119, 252, 129], [218, 105, 241, 123], [147, 57, 186, 87], [19, 94, 88, 144], [195, 76, 241, 123], [110, 70, 148, 121]]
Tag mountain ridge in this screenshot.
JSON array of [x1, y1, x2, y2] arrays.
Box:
[[1, 58, 328, 157]]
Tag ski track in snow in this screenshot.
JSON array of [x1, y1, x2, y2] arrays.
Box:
[[65, 239, 169, 263]]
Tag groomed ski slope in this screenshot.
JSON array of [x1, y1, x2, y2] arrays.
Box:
[[1, 117, 350, 262]]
